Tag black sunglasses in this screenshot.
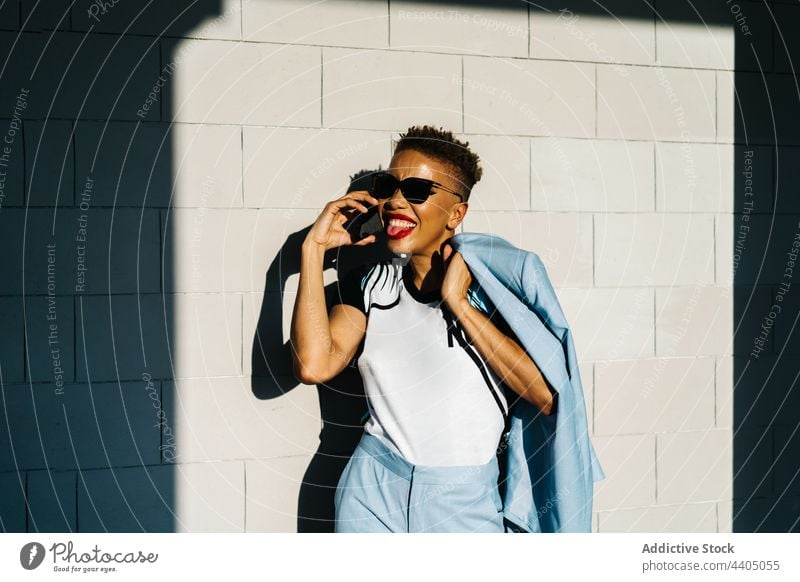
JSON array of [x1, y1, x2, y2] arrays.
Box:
[[370, 171, 465, 204]]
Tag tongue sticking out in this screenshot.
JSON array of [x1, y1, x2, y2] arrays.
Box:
[[387, 223, 415, 237]]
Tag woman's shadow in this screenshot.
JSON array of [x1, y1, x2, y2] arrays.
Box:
[[249, 169, 395, 532]]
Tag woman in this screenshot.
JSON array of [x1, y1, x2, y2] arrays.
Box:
[[290, 125, 555, 533]]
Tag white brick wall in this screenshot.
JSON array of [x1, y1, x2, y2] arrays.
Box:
[[323, 47, 462, 130], [597, 65, 716, 141], [1, 0, 790, 534], [464, 57, 595, 136], [163, 39, 321, 125], [392, 1, 528, 57]]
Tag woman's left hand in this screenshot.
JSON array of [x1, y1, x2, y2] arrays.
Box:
[[441, 242, 472, 311]]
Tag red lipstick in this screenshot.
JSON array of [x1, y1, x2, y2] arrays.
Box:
[[384, 213, 417, 240]]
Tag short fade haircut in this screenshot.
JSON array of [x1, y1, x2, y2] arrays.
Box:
[[392, 125, 483, 200]]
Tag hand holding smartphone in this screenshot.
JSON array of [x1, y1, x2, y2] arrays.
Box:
[[343, 201, 383, 242], [303, 189, 379, 251]]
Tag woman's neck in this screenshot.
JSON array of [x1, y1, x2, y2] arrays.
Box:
[[408, 249, 445, 295]]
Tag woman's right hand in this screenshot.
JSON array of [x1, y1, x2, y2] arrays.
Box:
[[304, 190, 380, 251]]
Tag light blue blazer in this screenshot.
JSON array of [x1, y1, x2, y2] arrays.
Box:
[[450, 232, 605, 533]]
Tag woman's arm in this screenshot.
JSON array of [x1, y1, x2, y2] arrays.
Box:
[[448, 297, 556, 415], [291, 242, 366, 384], [441, 246, 556, 415], [290, 191, 377, 384]]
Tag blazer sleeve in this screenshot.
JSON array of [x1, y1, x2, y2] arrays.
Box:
[[520, 252, 570, 341]]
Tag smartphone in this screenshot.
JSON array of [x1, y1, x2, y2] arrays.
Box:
[[343, 203, 383, 241]]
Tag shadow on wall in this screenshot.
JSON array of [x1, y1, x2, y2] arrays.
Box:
[[0, 0, 227, 532], [251, 169, 401, 532], [725, 1, 800, 534]]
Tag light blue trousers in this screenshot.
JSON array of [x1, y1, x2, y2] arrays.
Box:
[[334, 431, 505, 533]]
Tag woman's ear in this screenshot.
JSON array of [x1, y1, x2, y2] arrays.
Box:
[[448, 201, 468, 230]]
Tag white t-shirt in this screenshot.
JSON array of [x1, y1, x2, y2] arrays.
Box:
[[335, 261, 509, 466]]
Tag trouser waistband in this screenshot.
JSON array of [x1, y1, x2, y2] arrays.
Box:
[[357, 431, 499, 485]]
